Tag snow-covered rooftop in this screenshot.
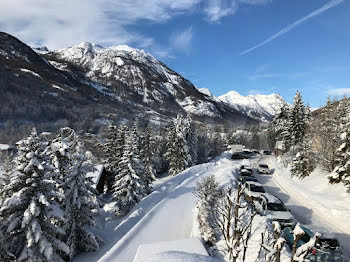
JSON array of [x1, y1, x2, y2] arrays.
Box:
[[133, 238, 209, 262], [141, 251, 220, 262], [87, 165, 104, 186], [0, 144, 14, 151]]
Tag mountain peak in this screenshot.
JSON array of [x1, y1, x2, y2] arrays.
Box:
[[218, 90, 287, 121]]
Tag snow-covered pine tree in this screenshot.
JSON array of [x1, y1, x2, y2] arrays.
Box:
[[131, 121, 151, 196], [269, 103, 290, 144], [197, 129, 210, 163], [166, 115, 191, 176], [143, 124, 157, 181], [291, 135, 315, 178], [186, 116, 198, 166], [50, 127, 101, 259], [63, 151, 100, 259], [113, 127, 147, 217], [289, 91, 308, 146], [102, 124, 119, 192], [329, 99, 350, 190], [0, 128, 69, 262]]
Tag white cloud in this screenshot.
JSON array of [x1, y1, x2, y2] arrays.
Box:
[[170, 26, 193, 53], [204, 0, 238, 22], [0, 0, 273, 53], [241, 0, 344, 55], [327, 88, 350, 96], [0, 0, 201, 50]]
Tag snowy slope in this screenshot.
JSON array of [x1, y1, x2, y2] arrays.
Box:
[[75, 153, 238, 262], [218, 91, 287, 121]]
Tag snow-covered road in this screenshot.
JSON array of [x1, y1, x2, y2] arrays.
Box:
[[253, 155, 350, 262]]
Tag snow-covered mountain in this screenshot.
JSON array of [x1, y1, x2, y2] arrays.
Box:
[[44, 41, 256, 124], [0, 31, 286, 132], [218, 91, 287, 122]]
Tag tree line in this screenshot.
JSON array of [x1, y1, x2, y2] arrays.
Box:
[[0, 114, 228, 261], [269, 91, 350, 192]]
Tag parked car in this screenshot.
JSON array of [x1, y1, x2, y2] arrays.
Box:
[[263, 150, 272, 155], [231, 152, 248, 160], [238, 170, 255, 183], [284, 226, 344, 262], [253, 194, 295, 228], [242, 150, 252, 158], [258, 164, 270, 174], [240, 176, 258, 184], [243, 181, 266, 202], [240, 165, 253, 174]]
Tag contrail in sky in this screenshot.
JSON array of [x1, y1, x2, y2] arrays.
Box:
[[240, 0, 344, 55]]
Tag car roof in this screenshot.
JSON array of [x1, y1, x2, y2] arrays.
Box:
[[245, 181, 263, 187], [260, 194, 282, 204]]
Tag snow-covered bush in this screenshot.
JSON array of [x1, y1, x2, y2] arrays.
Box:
[[260, 222, 285, 262], [215, 185, 255, 262], [194, 175, 221, 246]]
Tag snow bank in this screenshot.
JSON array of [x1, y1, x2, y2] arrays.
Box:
[[268, 157, 350, 234]]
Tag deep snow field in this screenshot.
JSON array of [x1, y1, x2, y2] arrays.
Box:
[[74, 152, 350, 262]]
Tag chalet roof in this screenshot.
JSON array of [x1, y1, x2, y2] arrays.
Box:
[[0, 144, 14, 151], [87, 164, 104, 186]]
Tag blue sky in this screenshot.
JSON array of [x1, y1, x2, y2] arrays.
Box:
[[1, 0, 349, 107]]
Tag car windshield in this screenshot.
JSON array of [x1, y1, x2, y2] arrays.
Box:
[[250, 185, 265, 193], [259, 164, 268, 168], [241, 172, 251, 176], [300, 233, 311, 243], [267, 203, 287, 211]]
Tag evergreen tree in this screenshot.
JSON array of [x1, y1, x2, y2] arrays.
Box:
[[186, 116, 198, 166], [166, 115, 190, 176], [270, 104, 290, 148], [103, 124, 118, 172], [63, 152, 100, 259], [289, 91, 308, 146], [131, 121, 151, 195], [113, 128, 147, 217], [143, 124, 157, 181], [102, 124, 119, 192], [291, 135, 315, 178], [50, 127, 100, 259], [329, 100, 350, 190], [0, 129, 69, 262]]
